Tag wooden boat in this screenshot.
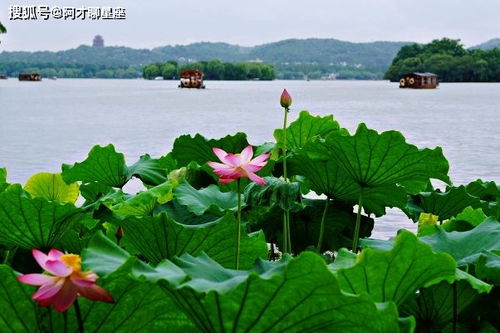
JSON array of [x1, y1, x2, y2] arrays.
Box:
[[399, 72, 438, 89], [0, 75, 7, 80], [178, 70, 205, 89], [19, 73, 42, 81]]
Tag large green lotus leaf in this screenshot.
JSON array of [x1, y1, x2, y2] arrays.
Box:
[[399, 279, 485, 332], [80, 181, 114, 203], [119, 213, 268, 269], [72, 259, 195, 333], [0, 185, 82, 249], [156, 200, 220, 225], [466, 179, 500, 218], [273, 110, 343, 152], [0, 168, 8, 193], [0, 265, 39, 333], [405, 186, 483, 222], [55, 215, 100, 254], [62, 144, 128, 187], [475, 251, 500, 285], [288, 152, 408, 216], [111, 180, 176, 217], [171, 132, 249, 167], [244, 176, 302, 212], [466, 179, 500, 201], [24, 172, 79, 204], [165, 253, 400, 332], [308, 123, 450, 194], [126, 153, 177, 187], [330, 230, 456, 305], [419, 218, 500, 266], [442, 207, 487, 232], [83, 233, 400, 333], [174, 181, 239, 216]]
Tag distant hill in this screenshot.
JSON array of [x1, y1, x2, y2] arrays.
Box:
[[470, 38, 500, 50], [0, 38, 411, 79]]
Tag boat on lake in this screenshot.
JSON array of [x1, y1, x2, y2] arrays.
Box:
[[0, 75, 7, 80], [18, 73, 42, 82], [399, 72, 438, 89], [179, 70, 205, 89]]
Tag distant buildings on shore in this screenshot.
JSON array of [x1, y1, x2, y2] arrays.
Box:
[[92, 35, 104, 48]]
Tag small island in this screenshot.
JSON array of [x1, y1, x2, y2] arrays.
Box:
[[142, 59, 276, 81]]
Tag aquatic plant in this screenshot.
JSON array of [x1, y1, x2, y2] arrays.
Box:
[[0, 92, 498, 332]]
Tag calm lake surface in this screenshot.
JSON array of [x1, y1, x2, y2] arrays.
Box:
[[1, 79, 499, 238]]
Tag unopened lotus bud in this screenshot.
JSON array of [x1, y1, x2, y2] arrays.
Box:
[[280, 89, 292, 109]]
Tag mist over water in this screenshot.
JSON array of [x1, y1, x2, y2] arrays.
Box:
[[1, 79, 499, 238]]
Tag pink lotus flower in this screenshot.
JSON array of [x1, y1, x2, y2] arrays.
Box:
[[280, 89, 292, 108], [208, 145, 270, 185], [17, 249, 114, 312]]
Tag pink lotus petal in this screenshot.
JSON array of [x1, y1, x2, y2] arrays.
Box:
[[212, 148, 230, 164], [213, 168, 243, 177], [207, 162, 231, 170], [78, 284, 114, 303], [45, 260, 72, 277], [51, 281, 78, 312], [243, 164, 264, 173], [224, 153, 241, 167], [47, 249, 64, 260], [18, 274, 56, 286], [239, 146, 254, 163], [247, 172, 266, 185], [71, 277, 95, 288], [219, 177, 235, 184], [32, 249, 49, 270], [33, 280, 64, 301], [250, 154, 270, 166]]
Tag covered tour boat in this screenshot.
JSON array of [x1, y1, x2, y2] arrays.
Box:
[[179, 70, 205, 89], [399, 72, 438, 89]]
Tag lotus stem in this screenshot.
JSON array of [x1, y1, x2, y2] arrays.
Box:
[[282, 106, 292, 254], [283, 210, 288, 253], [352, 189, 364, 252], [74, 299, 84, 333], [236, 178, 242, 270], [2, 249, 9, 264], [317, 197, 330, 251]]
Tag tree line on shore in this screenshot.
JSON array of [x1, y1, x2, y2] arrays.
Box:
[[143, 59, 276, 80], [384, 38, 500, 82]]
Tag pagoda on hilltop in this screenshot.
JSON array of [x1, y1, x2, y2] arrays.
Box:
[[92, 35, 104, 48]]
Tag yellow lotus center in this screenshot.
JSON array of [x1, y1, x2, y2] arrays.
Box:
[[60, 254, 82, 273]]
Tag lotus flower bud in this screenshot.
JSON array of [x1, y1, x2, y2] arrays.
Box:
[[280, 89, 292, 109]]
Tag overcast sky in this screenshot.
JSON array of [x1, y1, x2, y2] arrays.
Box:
[[0, 0, 499, 51]]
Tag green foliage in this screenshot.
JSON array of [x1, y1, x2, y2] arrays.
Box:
[[0, 21, 6, 34], [330, 230, 456, 305], [406, 185, 483, 222], [0, 265, 39, 332], [119, 213, 268, 269], [273, 110, 343, 152], [144, 59, 276, 80], [84, 233, 401, 333], [4, 107, 499, 331], [385, 38, 500, 82], [62, 144, 128, 188], [174, 182, 239, 216], [419, 218, 500, 266], [0, 185, 82, 249], [0, 39, 408, 79], [24, 172, 79, 204]]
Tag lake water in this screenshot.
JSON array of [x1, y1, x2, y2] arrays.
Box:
[[1, 79, 499, 239]]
